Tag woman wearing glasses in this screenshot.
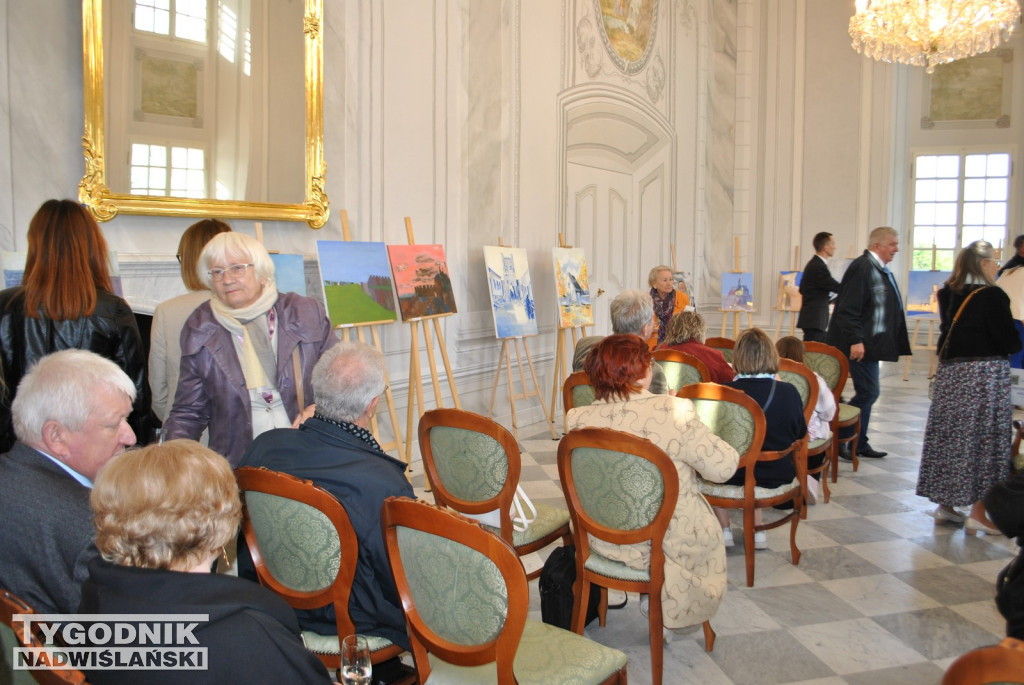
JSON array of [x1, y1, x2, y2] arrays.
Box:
[[163, 232, 337, 465]]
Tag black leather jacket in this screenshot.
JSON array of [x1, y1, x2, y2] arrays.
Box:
[[0, 287, 152, 451]]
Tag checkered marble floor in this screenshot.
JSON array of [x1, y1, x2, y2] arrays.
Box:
[[409, 372, 1019, 685]]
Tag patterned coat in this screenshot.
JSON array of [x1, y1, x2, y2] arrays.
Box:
[[567, 391, 739, 629]]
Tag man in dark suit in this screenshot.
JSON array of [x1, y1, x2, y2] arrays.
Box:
[[798, 231, 841, 343], [239, 341, 414, 651], [0, 350, 137, 614], [827, 226, 911, 459]]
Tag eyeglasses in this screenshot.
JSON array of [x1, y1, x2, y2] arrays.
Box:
[[985, 258, 1003, 267], [208, 263, 254, 281]]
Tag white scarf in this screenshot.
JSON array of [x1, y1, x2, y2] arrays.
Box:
[[209, 284, 280, 389]]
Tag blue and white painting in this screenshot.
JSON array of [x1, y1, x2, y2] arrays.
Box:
[[721, 272, 755, 312], [907, 270, 950, 318], [553, 247, 593, 328], [270, 253, 306, 296], [2, 252, 25, 288], [483, 246, 538, 338]]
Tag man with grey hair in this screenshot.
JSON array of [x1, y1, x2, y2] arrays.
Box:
[[238, 341, 413, 652], [827, 226, 911, 459], [572, 289, 669, 394], [0, 349, 137, 614]]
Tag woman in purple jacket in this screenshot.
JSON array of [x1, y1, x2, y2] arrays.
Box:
[[162, 232, 337, 465]]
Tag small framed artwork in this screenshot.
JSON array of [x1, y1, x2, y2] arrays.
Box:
[[552, 247, 594, 328], [776, 271, 802, 312], [906, 271, 951, 319], [386, 244, 457, 321], [483, 246, 539, 339], [922, 50, 1013, 129], [316, 241, 399, 327], [134, 48, 204, 127], [720, 272, 755, 312]]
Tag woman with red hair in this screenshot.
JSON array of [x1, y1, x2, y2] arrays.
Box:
[[567, 334, 738, 637], [0, 200, 149, 452]]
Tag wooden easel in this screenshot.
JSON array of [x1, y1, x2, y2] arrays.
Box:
[[330, 210, 406, 459], [774, 245, 800, 339], [720, 237, 754, 338], [903, 318, 938, 380], [549, 234, 590, 430], [400, 217, 461, 465], [485, 238, 557, 440]]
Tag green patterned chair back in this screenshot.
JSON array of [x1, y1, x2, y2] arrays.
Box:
[[563, 371, 597, 412], [778, 369, 810, 408], [705, 337, 735, 364], [244, 491, 342, 593], [394, 527, 508, 646], [653, 350, 710, 392], [423, 424, 509, 504], [677, 383, 766, 466], [803, 342, 846, 396], [569, 446, 665, 531], [572, 383, 596, 408]]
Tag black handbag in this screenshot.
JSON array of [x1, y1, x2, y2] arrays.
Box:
[[539, 544, 626, 630]]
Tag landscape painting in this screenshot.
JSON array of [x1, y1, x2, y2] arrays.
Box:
[[269, 253, 306, 296], [483, 246, 538, 338], [2, 252, 26, 288], [776, 271, 802, 311], [316, 241, 398, 327], [907, 270, 950, 318], [387, 244, 457, 320], [553, 247, 594, 328], [720, 272, 755, 312]]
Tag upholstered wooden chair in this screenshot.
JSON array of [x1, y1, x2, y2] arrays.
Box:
[[705, 337, 735, 364], [235, 467, 405, 673], [562, 370, 596, 414], [0, 588, 88, 685], [677, 383, 805, 587], [803, 341, 861, 479], [557, 427, 714, 685], [778, 358, 831, 510], [942, 637, 1024, 684], [417, 408, 571, 580], [652, 349, 710, 393], [381, 497, 628, 685]]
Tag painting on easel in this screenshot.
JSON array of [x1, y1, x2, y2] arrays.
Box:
[[776, 271, 802, 311], [906, 270, 950, 319], [270, 253, 306, 296], [387, 243, 457, 320], [552, 247, 594, 328], [483, 246, 538, 338], [2, 252, 26, 288], [317, 240, 399, 327], [720, 272, 755, 311]]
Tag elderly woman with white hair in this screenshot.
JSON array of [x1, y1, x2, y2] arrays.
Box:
[[162, 232, 338, 465], [646, 265, 690, 349]]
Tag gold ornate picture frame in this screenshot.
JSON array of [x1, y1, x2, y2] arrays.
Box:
[[79, 0, 329, 228]]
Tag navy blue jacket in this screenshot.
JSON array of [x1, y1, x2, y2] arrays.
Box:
[[827, 250, 911, 361], [237, 417, 414, 650]]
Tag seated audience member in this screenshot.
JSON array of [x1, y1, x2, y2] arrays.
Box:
[[0, 350, 136, 614], [984, 472, 1024, 640], [716, 328, 807, 548], [80, 440, 331, 684], [657, 311, 734, 384], [646, 265, 690, 349], [573, 289, 669, 394], [776, 335, 836, 503], [238, 341, 414, 650], [567, 334, 738, 637]]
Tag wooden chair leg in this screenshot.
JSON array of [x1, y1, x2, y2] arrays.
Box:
[[702, 620, 715, 652], [851, 419, 861, 472], [571, 578, 588, 634], [597, 586, 608, 627], [790, 513, 801, 567], [821, 458, 831, 503], [743, 507, 756, 587], [649, 590, 664, 685], [830, 417, 840, 484]]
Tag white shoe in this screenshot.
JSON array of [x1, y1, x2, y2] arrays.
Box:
[[965, 517, 1004, 536], [722, 527, 734, 548], [754, 531, 767, 550], [639, 594, 650, 617], [928, 506, 966, 524]]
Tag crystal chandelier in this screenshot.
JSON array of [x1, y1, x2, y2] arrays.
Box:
[[849, 0, 1021, 73]]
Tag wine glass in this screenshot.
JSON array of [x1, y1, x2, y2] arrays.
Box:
[[339, 634, 372, 685]]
